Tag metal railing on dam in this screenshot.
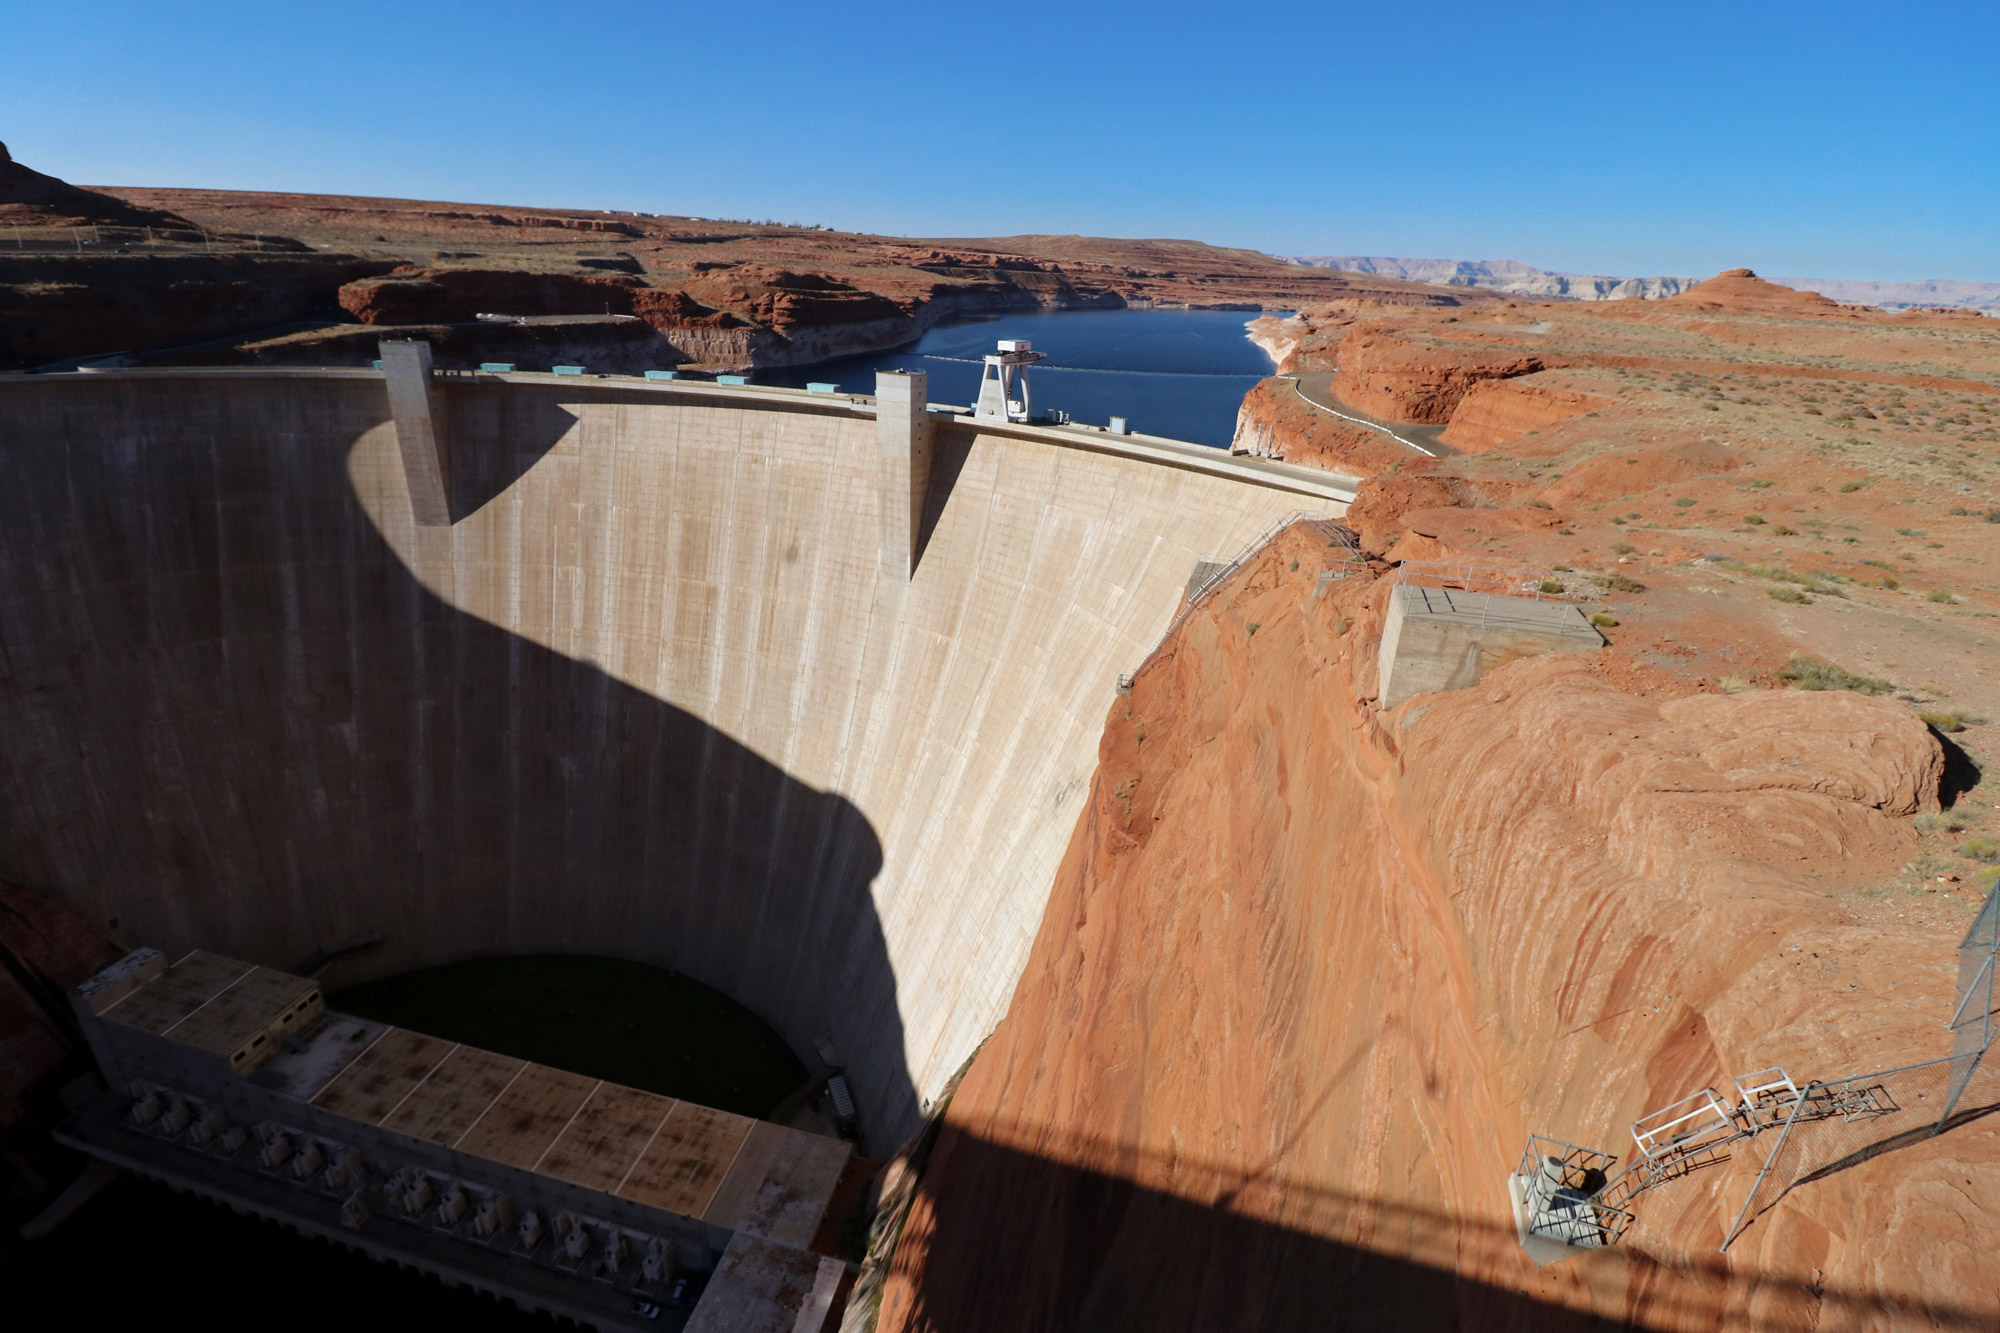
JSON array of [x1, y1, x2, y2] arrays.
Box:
[[18, 365, 1359, 505], [0, 365, 1352, 1156]]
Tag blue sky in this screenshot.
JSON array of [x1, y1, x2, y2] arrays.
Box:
[[4, 0, 1994, 281]]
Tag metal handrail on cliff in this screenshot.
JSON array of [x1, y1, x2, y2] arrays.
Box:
[[1520, 877, 2000, 1259], [1116, 512, 1362, 693], [1392, 560, 1561, 632]]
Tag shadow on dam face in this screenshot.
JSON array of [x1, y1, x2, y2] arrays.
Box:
[[888, 1129, 2000, 1333], [0, 375, 919, 1149]]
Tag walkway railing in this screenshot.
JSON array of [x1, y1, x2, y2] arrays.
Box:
[[1518, 878, 2000, 1256], [1394, 560, 1556, 599], [1117, 511, 1363, 692]]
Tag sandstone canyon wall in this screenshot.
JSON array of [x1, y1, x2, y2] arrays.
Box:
[[0, 880, 119, 1215], [878, 530, 1997, 1332]]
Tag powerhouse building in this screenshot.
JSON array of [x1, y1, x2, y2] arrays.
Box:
[[59, 947, 853, 1331]]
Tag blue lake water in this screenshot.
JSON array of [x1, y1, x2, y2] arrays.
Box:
[[753, 308, 1279, 448]]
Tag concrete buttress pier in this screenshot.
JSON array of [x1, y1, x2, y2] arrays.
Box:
[[381, 340, 450, 526], [875, 370, 933, 581], [1377, 583, 1604, 707], [0, 366, 1352, 1151]]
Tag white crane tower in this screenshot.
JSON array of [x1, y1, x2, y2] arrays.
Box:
[[973, 339, 1044, 423]]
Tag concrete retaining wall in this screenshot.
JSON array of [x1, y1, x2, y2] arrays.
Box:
[[0, 369, 1348, 1149]]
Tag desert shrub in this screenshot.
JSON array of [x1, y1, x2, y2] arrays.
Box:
[[1838, 479, 1867, 493], [1950, 506, 1971, 515], [1769, 588, 1811, 604], [1926, 589, 1957, 603], [1674, 497, 1696, 507], [1961, 838, 2000, 864], [1247, 622, 1261, 636], [1610, 542, 1636, 555], [1720, 676, 1753, 694], [1538, 578, 1562, 594], [1552, 564, 1572, 572], [1780, 656, 1891, 694], [1919, 711, 1966, 733], [1744, 514, 1767, 526], [1896, 527, 1924, 537], [1719, 561, 1845, 597], [1774, 525, 1797, 536], [1600, 573, 1647, 593], [1915, 811, 1968, 834], [1588, 613, 1618, 628], [1986, 509, 2000, 524]]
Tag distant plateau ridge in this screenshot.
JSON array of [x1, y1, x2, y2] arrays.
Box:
[[1288, 255, 2000, 313]]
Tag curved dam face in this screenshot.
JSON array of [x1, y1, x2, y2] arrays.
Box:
[[0, 369, 1347, 1150]]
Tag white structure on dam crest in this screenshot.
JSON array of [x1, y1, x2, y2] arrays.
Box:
[[0, 359, 1355, 1155]]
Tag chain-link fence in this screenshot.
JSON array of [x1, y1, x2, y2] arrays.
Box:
[[1944, 885, 1999, 1118], [1720, 885, 2000, 1250]]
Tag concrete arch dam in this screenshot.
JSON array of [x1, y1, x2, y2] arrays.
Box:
[[0, 367, 1353, 1151]]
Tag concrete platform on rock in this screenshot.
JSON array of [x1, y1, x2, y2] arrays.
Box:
[[1378, 585, 1603, 707]]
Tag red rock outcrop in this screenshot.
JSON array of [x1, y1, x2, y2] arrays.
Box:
[[679, 265, 912, 335], [1339, 465, 1489, 553], [0, 879, 119, 1210], [1229, 378, 1417, 476], [1665, 268, 1850, 315], [337, 267, 648, 324], [1332, 327, 1548, 423], [878, 535, 1993, 1332], [1442, 378, 1613, 451]]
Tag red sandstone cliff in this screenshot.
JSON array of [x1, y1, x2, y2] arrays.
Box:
[[0, 880, 119, 1212], [877, 529, 1994, 1332], [1332, 327, 1548, 423], [1229, 378, 1415, 475], [1441, 378, 1612, 451]]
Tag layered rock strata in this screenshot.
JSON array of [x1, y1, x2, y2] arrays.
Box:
[[1440, 378, 1613, 451], [878, 531, 1995, 1331]]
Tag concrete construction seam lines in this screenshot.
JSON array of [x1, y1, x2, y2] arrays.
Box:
[[0, 366, 1346, 1159]]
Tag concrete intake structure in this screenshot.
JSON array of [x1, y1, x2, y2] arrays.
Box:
[[0, 363, 1353, 1154], [63, 946, 851, 1331], [1377, 582, 1604, 707]]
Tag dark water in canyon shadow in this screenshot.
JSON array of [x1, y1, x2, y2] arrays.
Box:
[[332, 955, 809, 1119], [755, 309, 1280, 448], [0, 376, 910, 1325]]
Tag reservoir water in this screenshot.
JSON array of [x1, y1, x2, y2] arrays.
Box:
[[755, 308, 1279, 448]]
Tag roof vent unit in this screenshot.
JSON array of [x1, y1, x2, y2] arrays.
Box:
[[473, 1192, 515, 1237]]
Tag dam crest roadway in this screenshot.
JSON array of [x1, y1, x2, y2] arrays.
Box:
[[0, 359, 1355, 1155]]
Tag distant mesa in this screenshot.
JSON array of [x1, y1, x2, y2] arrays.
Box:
[[1293, 254, 2000, 315], [1287, 255, 1700, 302]]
